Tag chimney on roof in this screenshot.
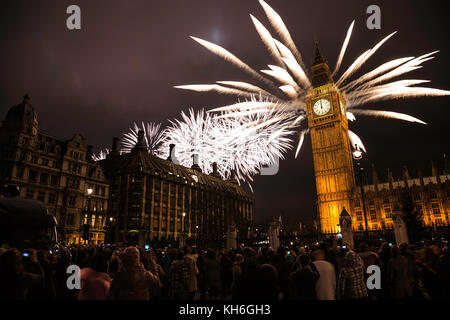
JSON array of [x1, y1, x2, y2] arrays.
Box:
[[418, 169, 424, 186], [228, 169, 238, 185], [210, 162, 221, 178], [23, 94, 30, 104], [387, 168, 393, 190], [111, 137, 120, 154], [167, 144, 175, 162], [86, 145, 93, 161], [431, 160, 441, 184], [371, 163, 379, 192], [402, 165, 410, 188], [191, 154, 202, 172]]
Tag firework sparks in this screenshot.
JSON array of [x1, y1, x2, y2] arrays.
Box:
[[121, 122, 165, 155], [92, 148, 110, 162], [158, 107, 295, 182], [176, 0, 449, 160]]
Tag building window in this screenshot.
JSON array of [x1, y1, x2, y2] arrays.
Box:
[[354, 200, 360, 208], [416, 204, 422, 213], [31, 156, 38, 164], [40, 173, 48, 185], [42, 158, 49, 166], [51, 176, 59, 186], [25, 189, 35, 199], [356, 211, 363, 221], [37, 191, 45, 202], [432, 202, 441, 215], [370, 209, 377, 221], [430, 191, 437, 199], [16, 166, 25, 178], [48, 193, 56, 204], [29, 170, 38, 183], [384, 206, 391, 219], [91, 215, 96, 227], [68, 195, 77, 207], [369, 199, 375, 206], [383, 197, 389, 204], [413, 193, 421, 201], [67, 214, 74, 226]]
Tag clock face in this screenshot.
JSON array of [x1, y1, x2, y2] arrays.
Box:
[[313, 99, 331, 116], [340, 99, 346, 116]]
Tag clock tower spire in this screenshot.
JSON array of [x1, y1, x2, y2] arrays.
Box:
[[306, 40, 356, 235]]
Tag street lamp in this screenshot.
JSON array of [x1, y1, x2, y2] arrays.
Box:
[[352, 145, 370, 243]]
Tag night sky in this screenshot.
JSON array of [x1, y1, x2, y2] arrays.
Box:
[[1, 0, 449, 225]]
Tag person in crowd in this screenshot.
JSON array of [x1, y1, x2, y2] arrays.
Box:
[[167, 249, 190, 300], [184, 247, 199, 300], [436, 245, 450, 299], [414, 244, 440, 299], [288, 254, 320, 300], [204, 249, 220, 300], [232, 258, 280, 300], [311, 248, 336, 300], [109, 246, 160, 300], [219, 250, 233, 299], [378, 242, 392, 299], [272, 246, 293, 300], [387, 246, 412, 299], [0, 249, 43, 300], [78, 253, 112, 300], [337, 249, 368, 300]]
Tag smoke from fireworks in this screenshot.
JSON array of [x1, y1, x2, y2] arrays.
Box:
[[176, 0, 450, 158]]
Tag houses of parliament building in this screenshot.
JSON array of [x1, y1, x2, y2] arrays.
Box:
[[306, 43, 449, 235]]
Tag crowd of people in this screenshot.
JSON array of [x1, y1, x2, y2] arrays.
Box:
[[0, 240, 449, 300]]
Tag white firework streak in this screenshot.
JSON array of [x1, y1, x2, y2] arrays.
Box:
[[158, 108, 296, 182], [348, 130, 367, 153], [92, 148, 110, 162], [121, 122, 165, 156], [350, 109, 427, 125], [176, 0, 450, 160]]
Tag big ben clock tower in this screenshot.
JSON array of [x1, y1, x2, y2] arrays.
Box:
[[306, 41, 356, 234]]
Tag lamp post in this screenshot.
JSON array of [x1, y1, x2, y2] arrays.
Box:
[[352, 146, 370, 243]]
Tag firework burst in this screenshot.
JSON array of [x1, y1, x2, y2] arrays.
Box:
[[121, 122, 165, 156], [176, 0, 450, 158], [91, 148, 110, 162], [158, 106, 295, 182]]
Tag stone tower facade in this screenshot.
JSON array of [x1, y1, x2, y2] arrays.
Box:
[[306, 43, 356, 234]]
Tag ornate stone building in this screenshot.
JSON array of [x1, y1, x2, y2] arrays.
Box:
[[306, 42, 356, 234], [349, 163, 449, 233], [0, 95, 109, 243], [100, 131, 253, 246]]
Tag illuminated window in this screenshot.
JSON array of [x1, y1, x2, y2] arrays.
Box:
[[25, 188, 35, 199], [384, 206, 391, 219], [370, 209, 377, 221], [432, 202, 441, 215], [356, 211, 363, 221]]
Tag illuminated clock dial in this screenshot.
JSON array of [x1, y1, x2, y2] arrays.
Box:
[[313, 99, 331, 116], [340, 99, 346, 116]]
